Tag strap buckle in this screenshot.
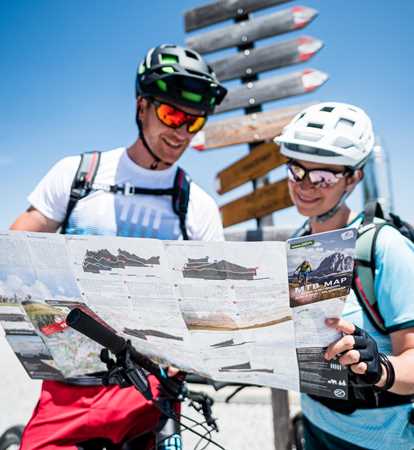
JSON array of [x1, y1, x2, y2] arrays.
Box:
[[123, 182, 134, 196]]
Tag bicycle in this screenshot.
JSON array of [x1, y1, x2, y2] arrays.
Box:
[[1, 308, 224, 450], [1, 307, 306, 450]]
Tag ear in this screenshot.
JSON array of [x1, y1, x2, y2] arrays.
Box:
[[137, 97, 149, 119], [345, 169, 363, 193]]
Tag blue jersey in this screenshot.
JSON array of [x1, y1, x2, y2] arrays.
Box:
[[302, 214, 414, 449]]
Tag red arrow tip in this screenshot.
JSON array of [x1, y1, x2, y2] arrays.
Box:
[[297, 36, 323, 62], [292, 6, 318, 29]]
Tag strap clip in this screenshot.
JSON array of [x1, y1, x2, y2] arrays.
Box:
[[123, 182, 134, 196]]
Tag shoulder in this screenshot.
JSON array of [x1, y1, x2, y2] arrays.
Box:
[[51, 154, 82, 173], [375, 223, 414, 257], [189, 181, 219, 210]]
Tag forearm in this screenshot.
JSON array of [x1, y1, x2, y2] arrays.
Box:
[[376, 349, 414, 395]]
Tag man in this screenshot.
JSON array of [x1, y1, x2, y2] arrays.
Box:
[[275, 102, 414, 449], [11, 44, 227, 449]]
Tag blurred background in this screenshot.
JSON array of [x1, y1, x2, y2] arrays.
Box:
[[1, 0, 413, 231]]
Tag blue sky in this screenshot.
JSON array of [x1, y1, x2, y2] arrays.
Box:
[[1, 0, 413, 232]]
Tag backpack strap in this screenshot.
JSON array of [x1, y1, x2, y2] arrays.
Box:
[[60, 151, 101, 234], [172, 167, 191, 241], [353, 219, 388, 334], [362, 201, 385, 227]]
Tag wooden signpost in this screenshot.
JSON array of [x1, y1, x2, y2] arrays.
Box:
[[191, 103, 309, 150], [185, 0, 326, 230], [220, 178, 293, 227], [186, 6, 317, 54], [216, 142, 287, 194], [215, 68, 327, 114], [184, 0, 293, 32], [210, 35, 323, 82]]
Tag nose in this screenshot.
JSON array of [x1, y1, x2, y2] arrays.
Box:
[[174, 123, 192, 139], [298, 175, 316, 190]]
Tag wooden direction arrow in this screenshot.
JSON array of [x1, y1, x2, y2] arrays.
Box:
[[211, 36, 323, 81], [191, 103, 310, 150], [186, 6, 317, 54], [220, 178, 293, 227], [184, 0, 293, 32], [214, 69, 327, 114], [216, 142, 288, 194]]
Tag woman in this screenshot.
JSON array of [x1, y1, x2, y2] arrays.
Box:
[[275, 102, 414, 450]]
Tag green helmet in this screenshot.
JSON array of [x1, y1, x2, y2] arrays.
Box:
[[135, 44, 227, 114]]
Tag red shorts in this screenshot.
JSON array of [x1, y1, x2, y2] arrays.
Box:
[[20, 377, 171, 450]]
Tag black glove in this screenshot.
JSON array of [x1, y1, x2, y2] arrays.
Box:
[[351, 325, 382, 385]]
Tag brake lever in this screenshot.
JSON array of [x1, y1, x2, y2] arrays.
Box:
[[188, 391, 219, 432]]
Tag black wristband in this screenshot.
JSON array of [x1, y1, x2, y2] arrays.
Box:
[[377, 353, 395, 391]]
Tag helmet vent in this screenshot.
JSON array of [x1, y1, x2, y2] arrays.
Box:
[[307, 122, 324, 129], [160, 54, 178, 64], [185, 50, 199, 60], [320, 106, 334, 112], [336, 118, 355, 131]]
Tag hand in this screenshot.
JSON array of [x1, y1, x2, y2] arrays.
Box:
[[167, 366, 181, 377], [324, 318, 383, 385]]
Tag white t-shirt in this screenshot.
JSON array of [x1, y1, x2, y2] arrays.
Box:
[[28, 147, 224, 241]]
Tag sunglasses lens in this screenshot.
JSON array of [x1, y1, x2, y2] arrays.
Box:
[[288, 163, 306, 182], [156, 103, 186, 128], [155, 102, 205, 134], [309, 170, 341, 187], [187, 116, 206, 133]]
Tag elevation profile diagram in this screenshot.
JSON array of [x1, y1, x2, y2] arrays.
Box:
[[83, 249, 160, 274], [182, 257, 258, 281]]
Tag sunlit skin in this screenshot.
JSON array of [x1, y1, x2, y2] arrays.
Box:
[[288, 158, 414, 394], [128, 97, 206, 170]]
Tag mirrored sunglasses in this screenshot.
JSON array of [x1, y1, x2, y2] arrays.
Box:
[[287, 161, 348, 188], [152, 99, 207, 134]]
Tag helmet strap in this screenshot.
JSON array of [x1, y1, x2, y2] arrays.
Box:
[[136, 110, 172, 170], [313, 190, 351, 223]]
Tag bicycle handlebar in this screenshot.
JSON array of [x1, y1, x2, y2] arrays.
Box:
[[66, 308, 223, 449], [66, 308, 126, 354], [66, 308, 164, 381]]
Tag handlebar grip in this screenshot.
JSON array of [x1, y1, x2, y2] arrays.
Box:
[[66, 308, 126, 355]]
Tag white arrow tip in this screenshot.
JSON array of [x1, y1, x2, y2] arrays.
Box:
[[190, 131, 206, 151], [302, 69, 329, 92]]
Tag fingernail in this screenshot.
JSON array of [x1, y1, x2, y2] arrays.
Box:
[[325, 318, 335, 325]]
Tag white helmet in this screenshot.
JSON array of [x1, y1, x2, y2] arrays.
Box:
[[275, 102, 374, 168]]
